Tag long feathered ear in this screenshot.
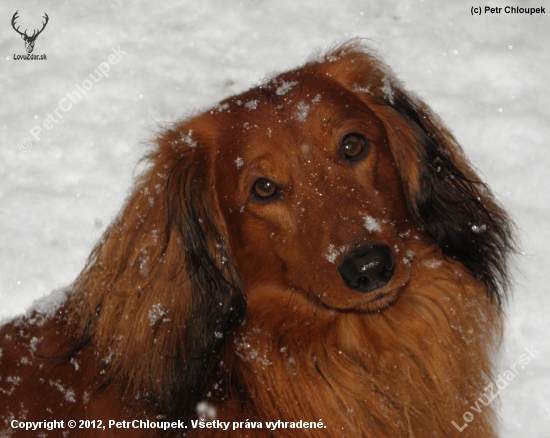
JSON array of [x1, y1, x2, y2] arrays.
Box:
[[322, 42, 514, 305], [68, 119, 245, 422]]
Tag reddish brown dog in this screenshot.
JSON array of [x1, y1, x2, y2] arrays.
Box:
[[1, 42, 513, 437]]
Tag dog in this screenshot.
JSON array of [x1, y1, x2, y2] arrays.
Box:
[[0, 41, 513, 437]]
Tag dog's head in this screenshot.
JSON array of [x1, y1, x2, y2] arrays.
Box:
[[179, 42, 512, 315], [71, 41, 513, 422], [209, 68, 412, 313]]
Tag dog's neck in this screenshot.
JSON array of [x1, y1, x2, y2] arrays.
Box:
[[208, 240, 500, 437]]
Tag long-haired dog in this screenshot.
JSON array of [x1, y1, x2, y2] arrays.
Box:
[[1, 42, 513, 437]]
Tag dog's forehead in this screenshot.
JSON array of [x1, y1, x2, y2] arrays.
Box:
[[214, 70, 382, 161]]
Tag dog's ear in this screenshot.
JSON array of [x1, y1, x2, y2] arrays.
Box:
[[323, 42, 514, 305], [69, 118, 245, 422]]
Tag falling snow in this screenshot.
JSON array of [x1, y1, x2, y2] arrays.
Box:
[[1, 2, 547, 436]]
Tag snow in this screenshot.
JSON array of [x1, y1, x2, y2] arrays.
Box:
[[1, 0, 549, 435], [421, 258, 443, 270], [275, 80, 298, 96], [363, 215, 382, 233], [324, 244, 349, 264], [181, 130, 198, 148], [196, 401, 217, 420], [49, 379, 76, 403], [148, 302, 169, 326], [244, 99, 259, 110], [293, 101, 310, 122], [380, 77, 395, 104]]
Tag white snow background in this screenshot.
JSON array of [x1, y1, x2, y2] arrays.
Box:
[[1, 0, 549, 435]]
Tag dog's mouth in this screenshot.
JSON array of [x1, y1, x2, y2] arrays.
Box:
[[355, 286, 403, 312], [311, 281, 406, 314]]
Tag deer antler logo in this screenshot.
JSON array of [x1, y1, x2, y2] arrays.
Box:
[[11, 11, 49, 54]]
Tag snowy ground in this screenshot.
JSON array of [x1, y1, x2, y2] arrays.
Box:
[[1, 0, 548, 435]]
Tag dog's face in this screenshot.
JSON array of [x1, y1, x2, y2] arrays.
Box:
[[211, 71, 414, 312]]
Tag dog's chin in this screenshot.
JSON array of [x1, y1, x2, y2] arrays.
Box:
[[319, 285, 405, 313]]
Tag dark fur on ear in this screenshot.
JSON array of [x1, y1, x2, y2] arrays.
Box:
[[321, 41, 514, 305], [388, 91, 514, 306], [67, 121, 245, 423]]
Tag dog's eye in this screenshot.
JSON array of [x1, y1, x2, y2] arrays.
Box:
[[341, 133, 369, 161], [251, 178, 279, 200]]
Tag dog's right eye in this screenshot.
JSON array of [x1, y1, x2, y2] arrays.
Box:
[[340, 132, 369, 163], [251, 178, 280, 201]]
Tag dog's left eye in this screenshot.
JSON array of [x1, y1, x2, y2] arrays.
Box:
[[251, 178, 280, 201], [341, 133, 369, 161]]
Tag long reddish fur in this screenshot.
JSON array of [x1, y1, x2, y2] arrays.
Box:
[[0, 42, 513, 437]]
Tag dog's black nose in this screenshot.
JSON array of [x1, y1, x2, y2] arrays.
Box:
[[338, 245, 395, 293]]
